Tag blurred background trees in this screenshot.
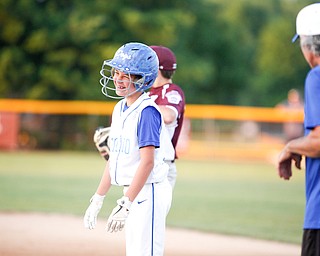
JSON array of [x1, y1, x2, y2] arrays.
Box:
[[0, 0, 314, 106], [0, 0, 314, 150]]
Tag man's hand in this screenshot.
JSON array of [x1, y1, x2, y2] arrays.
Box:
[[84, 193, 105, 229], [106, 196, 132, 233], [277, 147, 302, 180]]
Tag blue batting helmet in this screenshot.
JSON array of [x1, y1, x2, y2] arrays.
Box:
[[100, 42, 159, 99]]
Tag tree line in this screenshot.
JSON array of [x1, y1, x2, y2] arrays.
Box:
[[0, 0, 314, 106]]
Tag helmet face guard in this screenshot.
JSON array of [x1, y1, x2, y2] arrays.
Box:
[[99, 42, 159, 99], [99, 64, 145, 99]]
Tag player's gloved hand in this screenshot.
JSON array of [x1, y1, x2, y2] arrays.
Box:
[[93, 126, 111, 161], [84, 193, 105, 230], [106, 196, 132, 233]]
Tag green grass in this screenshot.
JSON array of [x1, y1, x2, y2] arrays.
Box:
[[0, 151, 304, 244], [169, 160, 304, 244]]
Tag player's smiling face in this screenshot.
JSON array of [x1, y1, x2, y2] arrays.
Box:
[[113, 69, 137, 97]]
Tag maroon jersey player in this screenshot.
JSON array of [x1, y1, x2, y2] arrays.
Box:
[[149, 45, 186, 188]]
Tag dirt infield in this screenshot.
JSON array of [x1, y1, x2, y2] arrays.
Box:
[[0, 212, 300, 256]]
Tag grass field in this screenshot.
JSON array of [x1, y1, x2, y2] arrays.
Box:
[[0, 150, 305, 244]]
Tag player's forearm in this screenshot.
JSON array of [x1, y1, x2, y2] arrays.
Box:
[[96, 163, 112, 196], [125, 147, 154, 201], [125, 162, 153, 201]]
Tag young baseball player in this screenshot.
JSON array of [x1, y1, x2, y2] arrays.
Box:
[[277, 3, 320, 256], [84, 42, 173, 256], [148, 45, 185, 189]]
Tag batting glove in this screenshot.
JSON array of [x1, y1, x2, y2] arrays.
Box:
[[93, 126, 111, 161], [84, 193, 105, 230], [106, 196, 132, 233]]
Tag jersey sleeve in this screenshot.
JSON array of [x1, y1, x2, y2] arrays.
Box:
[[151, 84, 185, 118], [163, 86, 185, 117], [305, 67, 320, 130], [137, 106, 161, 148]]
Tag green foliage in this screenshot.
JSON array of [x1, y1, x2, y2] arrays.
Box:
[[0, 151, 304, 244], [0, 0, 314, 105]]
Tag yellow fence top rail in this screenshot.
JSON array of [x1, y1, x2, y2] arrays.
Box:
[[0, 99, 303, 123], [186, 104, 303, 122], [0, 99, 116, 115]]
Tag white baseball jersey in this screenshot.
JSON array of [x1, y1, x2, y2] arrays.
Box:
[[108, 92, 173, 186]]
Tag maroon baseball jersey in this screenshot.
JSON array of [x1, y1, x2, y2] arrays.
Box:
[[148, 83, 185, 159]]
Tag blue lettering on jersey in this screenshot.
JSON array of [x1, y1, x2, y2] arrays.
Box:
[[110, 137, 130, 154]]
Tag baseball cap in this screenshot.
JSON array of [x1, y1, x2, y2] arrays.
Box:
[[150, 45, 177, 71], [292, 3, 320, 43]]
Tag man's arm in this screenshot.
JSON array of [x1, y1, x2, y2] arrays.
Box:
[[277, 126, 320, 180], [285, 126, 320, 158]]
